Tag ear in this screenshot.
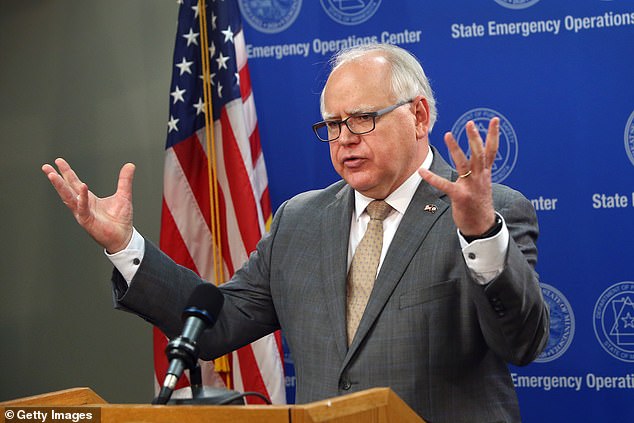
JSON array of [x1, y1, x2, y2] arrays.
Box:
[[413, 96, 430, 139]]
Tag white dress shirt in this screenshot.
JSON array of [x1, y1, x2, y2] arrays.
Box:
[[348, 147, 508, 285]]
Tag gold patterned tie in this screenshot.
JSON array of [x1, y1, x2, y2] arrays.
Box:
[[346, 200, 393, 345]]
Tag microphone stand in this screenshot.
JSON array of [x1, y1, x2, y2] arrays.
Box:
[[168, 364, 246, 405], [151, 284, 265, 406], [152, 334, 244, 405]]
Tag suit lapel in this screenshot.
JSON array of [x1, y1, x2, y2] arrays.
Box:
[[320, 184, 354, 361], [342, 148, 456, 366]]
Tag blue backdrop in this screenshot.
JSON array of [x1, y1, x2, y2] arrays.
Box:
[[236, 1, 634, 421]]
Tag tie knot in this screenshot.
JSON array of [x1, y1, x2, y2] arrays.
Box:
[[366, 200, 392, 221]]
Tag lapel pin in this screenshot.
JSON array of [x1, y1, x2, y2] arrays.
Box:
[[424, 204, 437, 213]]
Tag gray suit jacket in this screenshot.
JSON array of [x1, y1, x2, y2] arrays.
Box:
[[113, 151, 549, 422]]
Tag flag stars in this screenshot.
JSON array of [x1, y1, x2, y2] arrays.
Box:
[[175, 57, 194, 75], [170, 85, 186, 104], [193, 97, 205, 115], [172, 1, 244, 123], [167, 115, 179, 133], [182, 28, 199, 46], [199, 72, 216, 85], [221, 26, 234, 43], [216, 51, 230, 70]]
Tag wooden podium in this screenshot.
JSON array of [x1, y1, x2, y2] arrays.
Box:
[[1, 387, 425, 423]]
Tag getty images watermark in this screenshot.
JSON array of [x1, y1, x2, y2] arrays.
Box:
[[3, 407, 100, 423]]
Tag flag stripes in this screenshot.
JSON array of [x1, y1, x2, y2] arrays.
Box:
[[155, 0, 285, 404]]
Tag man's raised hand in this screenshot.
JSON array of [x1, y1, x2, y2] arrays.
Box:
[[419, 118, 499, 237], [42, 158, 135, 253]]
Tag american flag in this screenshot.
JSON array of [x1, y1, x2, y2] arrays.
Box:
[[156, 0, 286, 404]]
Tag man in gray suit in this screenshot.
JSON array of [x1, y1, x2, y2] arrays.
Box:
[[43, 44, 548, 422]]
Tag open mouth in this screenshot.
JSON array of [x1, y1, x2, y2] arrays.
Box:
[[343, 156, 365, 168]]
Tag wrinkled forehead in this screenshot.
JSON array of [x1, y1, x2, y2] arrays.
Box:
[[323, 55, 395, 116]]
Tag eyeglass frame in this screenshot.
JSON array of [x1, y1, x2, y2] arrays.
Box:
[[311, 99, 414, 142]]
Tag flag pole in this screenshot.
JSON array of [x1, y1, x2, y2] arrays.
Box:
[[197, 0, 232, 388]]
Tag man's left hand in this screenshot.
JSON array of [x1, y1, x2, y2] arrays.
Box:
[[419, 117, 499, 237]]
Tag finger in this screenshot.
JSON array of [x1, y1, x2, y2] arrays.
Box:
[[44, 167, 80, 209], [75, 182, 91, 222], [116, 163, 136, 201], [465, 120, 487, 171], [484, 117, 500, 169], [419, 167, 455, 197], [41, 163, 58, 177], [444, 131, 470, 174], [54, 157, 86, 193]]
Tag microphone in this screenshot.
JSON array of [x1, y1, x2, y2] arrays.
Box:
[[153, 283, 224, 405]]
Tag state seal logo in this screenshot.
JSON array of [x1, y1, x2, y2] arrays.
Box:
[[624, 110, 634, 166], [319, 0, 382, 26], [450, 108, 518, 183], [238, 0, 302, 34], [493, 0, 541, 10], [535, 283, 575, 363], [593, 281, 634, 363]]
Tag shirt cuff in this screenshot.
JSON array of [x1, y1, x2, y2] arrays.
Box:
[[105, 227, 145, 285], [458, 214, 509, 285]]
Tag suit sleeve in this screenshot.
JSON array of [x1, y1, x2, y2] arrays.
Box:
[[468, 187, 549, 366], [111, 201, 288, 360]]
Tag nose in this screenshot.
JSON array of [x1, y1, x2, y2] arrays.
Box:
[[336, 122, 360, 146]]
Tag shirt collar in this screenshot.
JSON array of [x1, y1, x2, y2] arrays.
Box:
[[353, 145, 433, 219]]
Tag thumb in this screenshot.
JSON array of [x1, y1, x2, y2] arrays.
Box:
[[116, 163, 136, 201], [418, 167, 454, 196]]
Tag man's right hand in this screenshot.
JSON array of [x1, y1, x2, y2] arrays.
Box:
[[42, 158, 135, 254]]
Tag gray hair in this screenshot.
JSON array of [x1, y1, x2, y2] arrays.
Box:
[[320, 43, 437, 133]]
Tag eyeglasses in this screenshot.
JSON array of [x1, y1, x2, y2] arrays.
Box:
[[312, 99, 413, 142]]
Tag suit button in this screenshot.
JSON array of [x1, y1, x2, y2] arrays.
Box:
[[340, 379, 351, 390]]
